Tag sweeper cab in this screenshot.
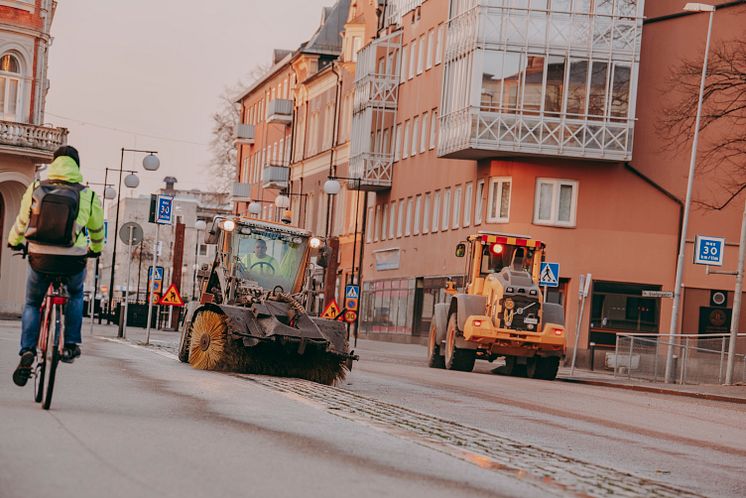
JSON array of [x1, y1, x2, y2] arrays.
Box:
[[177, 215, 356, 385]]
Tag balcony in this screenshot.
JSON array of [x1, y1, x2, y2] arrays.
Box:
[[348, 32, 402, 191], [438, 0, 644, 162], [234, 124, 255, 145], [266, 99, 293, 125], [0, 121, 68, 159], [384, 0, 423, 27], [262, 163, 290, 190], [231, 182, 251, 202]]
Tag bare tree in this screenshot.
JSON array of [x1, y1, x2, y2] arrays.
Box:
[[658, 37, 746, 210], [209, 64, 271, 193]]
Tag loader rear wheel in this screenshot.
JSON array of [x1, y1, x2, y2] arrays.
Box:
[[188, 311, 243, 371], [177, 323, 191, 363], [444, 314, 475, 372], [528, 356, 560, 380], [427, 321, 445, 369]]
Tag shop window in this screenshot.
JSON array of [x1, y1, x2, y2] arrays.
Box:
[[589, 281, 662, 346]]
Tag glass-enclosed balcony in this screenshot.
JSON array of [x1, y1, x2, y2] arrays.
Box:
[[439, 0, 644, 162]]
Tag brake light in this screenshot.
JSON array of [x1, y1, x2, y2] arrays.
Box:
[[553, 328, 564, 336], [473, 320, 482, 327]]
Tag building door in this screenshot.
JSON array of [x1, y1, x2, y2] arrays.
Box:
[[412, 278, 424, 336]]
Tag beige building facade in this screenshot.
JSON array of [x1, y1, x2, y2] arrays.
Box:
[[0, 0, 67, 315]]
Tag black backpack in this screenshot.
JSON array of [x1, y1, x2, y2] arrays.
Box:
[[25, 180, 86, 247]]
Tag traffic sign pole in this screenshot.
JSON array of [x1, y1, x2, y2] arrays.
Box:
[[726, 202, 746, 384], [145, 224, 160, 345], [121, 225, 134, 339]]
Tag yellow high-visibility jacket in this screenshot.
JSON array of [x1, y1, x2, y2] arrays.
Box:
[[8, 156, 104, 256]]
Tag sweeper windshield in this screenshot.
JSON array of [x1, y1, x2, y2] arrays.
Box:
[[233, 228, 308, 292]]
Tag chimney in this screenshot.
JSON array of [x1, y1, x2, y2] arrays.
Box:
[[163, 176, 177, 193]]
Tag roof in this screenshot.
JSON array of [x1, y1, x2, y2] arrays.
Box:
[[300, 0, 350, 56]]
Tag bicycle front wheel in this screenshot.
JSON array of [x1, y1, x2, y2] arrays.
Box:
[[41, 304, 60, 410]]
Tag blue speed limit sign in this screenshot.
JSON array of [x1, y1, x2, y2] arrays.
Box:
[[694, 236, 725, 266]]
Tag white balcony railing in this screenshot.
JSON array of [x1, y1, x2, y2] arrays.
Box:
[[266, 99, 293, 125], [0, 121, 68, 155], [232, 182, 251, 201], [234, 124, 255, 145], [262, 164, 290, 190]]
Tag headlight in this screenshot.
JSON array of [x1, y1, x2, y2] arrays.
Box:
[[504, 298, 515, 310], [222, 220, 235, 232], [309, 237, 322, 249], [506, 287, 514, 294]]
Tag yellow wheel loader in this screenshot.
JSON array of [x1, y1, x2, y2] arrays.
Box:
[[177, 216, 356, 385], [427, 232, 566, 380]]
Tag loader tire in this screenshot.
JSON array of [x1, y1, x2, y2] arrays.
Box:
[[188, 311, 245, 371], [177, 323, 191, 363], [528, 356, 559, 380], [444, 314, 475, 372], [427, 321, 445, 369]]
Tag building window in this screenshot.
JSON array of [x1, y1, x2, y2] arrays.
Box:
[[409, 41, 417, 79], [435, 24, 444, 65], [352, 36, 362, 62], [590, 281, 662, 346], [441, 188, 451, 231], [423, 193, 431, 234], [0, 52, 22, 121], [374, 205, 382, 241], [405, 197, 413, 236], [381, 204, 388, 241], [426, 29, 435, 69], [452, 185, 462, 229], [463, 182, 473, 227], [402, 120, 410, 159], [397, 198, 405, 237], [432, 190, 440, 233], [366, 206, 374, 242], [394, 124, 402, 161], [413, 195, 422, 235], [534, 178, 579, 227], [420, 111, 428, 154], [487, 177, 512, 223], [389, 200, 396, 239], [429, 111, 438, 149], [198, 244, 208, 256], [411, 116, 419, 157], [475, 180, 485, 225], [417, 35, 425, 75], [400, 45, 408, 83]]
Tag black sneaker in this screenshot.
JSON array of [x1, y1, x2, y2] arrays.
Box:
[[12, 351, 35, 386], [61, 344, 81, 364]]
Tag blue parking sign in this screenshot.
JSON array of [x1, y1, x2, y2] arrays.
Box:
[[694, 236, 725, 266], [156, 195, 173, 225]]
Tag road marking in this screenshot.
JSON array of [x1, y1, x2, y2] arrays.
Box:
[[241, 376, 703, 498]]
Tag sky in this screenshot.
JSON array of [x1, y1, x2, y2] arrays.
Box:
[[46, 0, 333, 199]]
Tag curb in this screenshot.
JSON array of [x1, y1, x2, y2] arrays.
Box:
[[558, 377, 746, 404]]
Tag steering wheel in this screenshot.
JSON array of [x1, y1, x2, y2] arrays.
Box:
[[250, 261, 276, 274]]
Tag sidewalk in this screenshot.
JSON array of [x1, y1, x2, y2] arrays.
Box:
[[558, 366, 746, 404]]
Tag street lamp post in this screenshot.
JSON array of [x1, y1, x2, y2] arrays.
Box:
[[324, 176, 367, 346], [107, 148, 160, 326], [191, 219, 207, 300], [86, 182, 116, 335], [665, 3, 716, 383]]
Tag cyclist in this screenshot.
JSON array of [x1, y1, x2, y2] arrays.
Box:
[[6, 146, 104, 386]]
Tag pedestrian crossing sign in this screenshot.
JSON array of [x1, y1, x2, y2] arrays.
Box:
[[321, 299, 341, 320], [157, 284, 185, 306], [345, 285, 359, 299], [539, 262, 560, 288]]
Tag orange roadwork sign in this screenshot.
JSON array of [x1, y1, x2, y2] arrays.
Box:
[[321, 299, 341, 320], [157, 284, 185, 306]]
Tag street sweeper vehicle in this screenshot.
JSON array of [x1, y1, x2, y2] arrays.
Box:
[[177, 216, 356, 385], [427, 232, 566, 380]]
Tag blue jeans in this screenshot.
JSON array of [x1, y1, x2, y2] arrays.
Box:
[[20, 266, 86, 354]]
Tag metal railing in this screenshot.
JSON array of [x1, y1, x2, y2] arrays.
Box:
[[613, 333, 746, 385]]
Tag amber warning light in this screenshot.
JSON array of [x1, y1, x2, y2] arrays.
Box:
[[491, 243, 504, 255]]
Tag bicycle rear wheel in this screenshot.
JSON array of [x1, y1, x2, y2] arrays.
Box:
[[41, 304, 60, 410], [34, 302, 53, 403]]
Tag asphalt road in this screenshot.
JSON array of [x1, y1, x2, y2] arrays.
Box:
[[1, 321, 744, 498]]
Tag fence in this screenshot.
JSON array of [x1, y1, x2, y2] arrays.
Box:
[[612, 333, 746, 385]]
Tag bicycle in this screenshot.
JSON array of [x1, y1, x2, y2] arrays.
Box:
[[33, 277, 67, 410]]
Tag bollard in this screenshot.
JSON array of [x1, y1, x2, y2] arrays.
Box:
[[589, 342, 596, 371]]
